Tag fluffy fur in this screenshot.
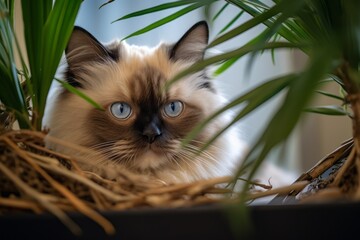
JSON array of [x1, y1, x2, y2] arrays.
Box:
[[45, 22, 247, 183]]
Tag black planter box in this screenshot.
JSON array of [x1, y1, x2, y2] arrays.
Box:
[[1, 201, 359, 240]]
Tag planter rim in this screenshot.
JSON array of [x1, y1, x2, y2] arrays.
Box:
[[1, 200, 359, 240]]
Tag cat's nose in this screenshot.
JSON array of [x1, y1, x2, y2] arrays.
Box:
[[142, 122, 162, 144]]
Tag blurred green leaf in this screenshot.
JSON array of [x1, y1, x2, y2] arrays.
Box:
[[168, 41, 300, 88], [99, 0, 114, 9], [327, 74, 344, 87], [4, 0, 14, 27], [182, 73, 298, 152], [315, 90, 344, 101], [209, 0, 305, 48], [270, 33, 281, 64], [217, 10, 243, 35], [212, 2, 228, 22], [214, 57, 239, 76], [112, 0, 207, 23], [236, 46, 334, 192], [304, 105, 349, 116], [121, 1, 212, 40], [229, 0, 310, 52]]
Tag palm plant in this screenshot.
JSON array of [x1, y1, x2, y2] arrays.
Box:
[[0, 0, 81, 131], [1, 0, 359, 236], [105, 0, 360, 196]]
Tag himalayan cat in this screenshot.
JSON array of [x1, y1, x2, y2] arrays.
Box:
[[45, 21, 248, 184]]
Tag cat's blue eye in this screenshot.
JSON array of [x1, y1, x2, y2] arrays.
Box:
[[110, 102, 132, 119], [164, 101, 183, 117]]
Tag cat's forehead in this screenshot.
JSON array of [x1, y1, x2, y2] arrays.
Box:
[[111, 43, 182, 96], [91, 42, 195, 106], [127, 64, 167, 104]]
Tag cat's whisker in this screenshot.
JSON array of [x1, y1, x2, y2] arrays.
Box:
[[180, 153, 210, 172], [162, 141, 216, 168], [175, 150, 205, 172], [179, 138, 225, 153], [182, 143, 220, 163], [175, 152, 205, 180], [125, 152, 138, 165], [165, 154, 184, 173], [179, 145, 223, 172], [89, 141, 116, 150]]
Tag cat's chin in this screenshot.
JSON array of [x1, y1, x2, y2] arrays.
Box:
[[134, 150, 167, 171]]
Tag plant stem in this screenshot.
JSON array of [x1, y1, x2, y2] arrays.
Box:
[[339, 64, 359, 136], [337, 62, 360, 193]]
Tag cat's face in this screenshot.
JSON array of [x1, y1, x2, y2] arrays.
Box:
[[47, 22, 238, 181]]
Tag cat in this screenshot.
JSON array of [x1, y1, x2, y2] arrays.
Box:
[[45, 21, 248, 184]]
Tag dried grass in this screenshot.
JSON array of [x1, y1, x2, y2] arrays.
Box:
[[1, 130, 358, 235], [0, 130, 238, 234]]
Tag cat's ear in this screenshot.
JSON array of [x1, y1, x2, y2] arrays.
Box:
[[65, 26, 115, 68], [170, 21, 209, 61]]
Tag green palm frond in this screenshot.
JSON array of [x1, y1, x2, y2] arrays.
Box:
[[0, 0, 29, 128], [21, 0, 82, 129]]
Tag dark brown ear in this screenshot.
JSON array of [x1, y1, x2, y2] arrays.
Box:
[[65, 26, 114, 68], [169, 21, 209, 62]]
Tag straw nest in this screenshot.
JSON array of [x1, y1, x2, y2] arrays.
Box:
[[0, 130, 269, 235], [0, 128, 358, 235]]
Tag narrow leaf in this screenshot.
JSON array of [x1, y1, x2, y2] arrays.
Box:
[[212, 2, 229, 22], [55, 79, 104, 111], [217, 11, 244, 35], [122, 2, 207, 40], [327, 74, 344, 86], [304, 105, 349, 116], [112, 0, 205, 22], [214, 57, 239, 76], [315, 90, 344, 101], [99, 0, 114, 9]]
